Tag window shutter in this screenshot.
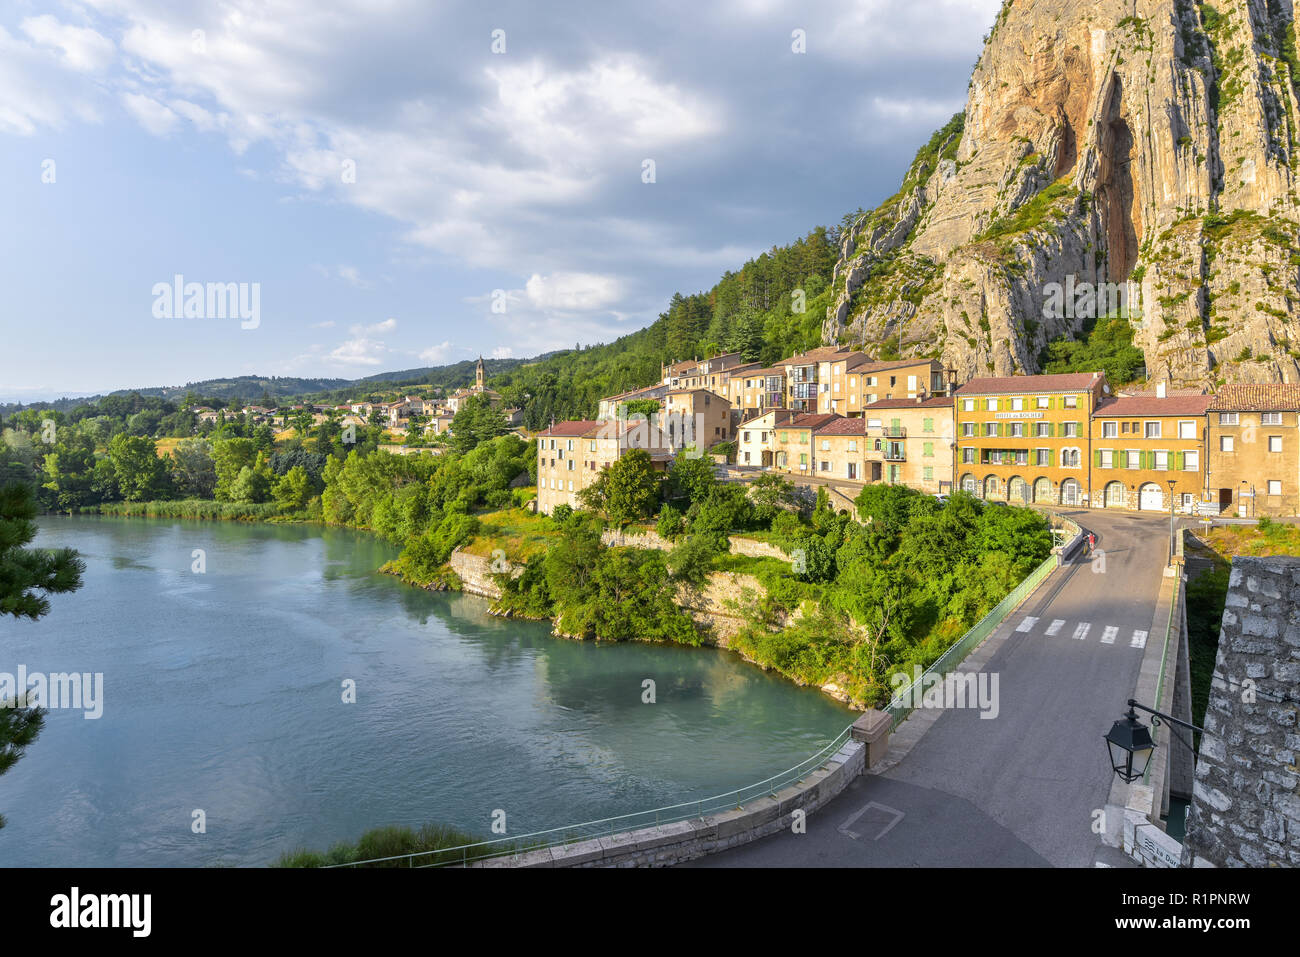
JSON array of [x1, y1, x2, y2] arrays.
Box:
[[1049, 397, 1056, 410], [1047, 422, 1054, 438], [1095, 449, 1102, 468], [1174, 451, 1184, 470]]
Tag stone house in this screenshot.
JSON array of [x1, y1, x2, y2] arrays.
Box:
[[1205, 384, 1300, 517]]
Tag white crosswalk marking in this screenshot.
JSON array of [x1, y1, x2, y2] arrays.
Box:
[[1131, 630, 1148, 649], [1045, 619, 1065, 636], [1072, 622, 1091, 641], [1101, 626, 1118, 645], [1017, 617, 1039, 633]]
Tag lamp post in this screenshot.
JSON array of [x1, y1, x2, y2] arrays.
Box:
[[1167, 478, 1178, 566], [1104, 699, 1204, 784]]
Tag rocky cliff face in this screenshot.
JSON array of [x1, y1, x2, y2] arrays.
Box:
[[825, 0, 1300, 388]]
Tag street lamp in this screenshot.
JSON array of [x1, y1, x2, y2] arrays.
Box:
[[1167, 478, 1178, 566], [1104, 699, 1204, 784]]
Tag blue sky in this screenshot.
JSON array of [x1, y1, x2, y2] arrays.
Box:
[[0, 0, 1000, 402]]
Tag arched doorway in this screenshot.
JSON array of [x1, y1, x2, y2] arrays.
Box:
[[1139, 483, 1164, 511], [1033, 477, 1052, 503], [1061, 479, 1081, 506], [1009, 476, 1029, 504], [1104, 481, 1126, 509], [984, 475, 1000, 500], [960, 473, 978, 496]]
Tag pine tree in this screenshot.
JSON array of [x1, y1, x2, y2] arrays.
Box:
[[0, 481, 84, 829]]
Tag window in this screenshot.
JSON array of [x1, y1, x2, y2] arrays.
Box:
[[985, 423, 998, 437], [1009, 423, 1024, 438], [820, 439, 830, 451], [1127, 450, 1141, 469], [1064, 422, 1079, 438], [1100, 450, 1114, 469], [1061, 448, 1081, 468], [1103, 421, 1118, 438], [1012, 398, 1024, 411], [848, 440, 857, 452], [1036, 448, 1051, 466], [567, 480, 574, 492], [962, 422, 976, 437], [820, 460, 830, 472], [1178, 421, 1196, 439], [567, 459, 575, 471], [923, 418, 934, 433], [1064, 395, 1078, 409], [1036, 422, 1051, 437], [1036, 396, 1049, 409], [923, 442, 934, 457], [986, 398, 999, 411], [1184, 450, 1199, 471], [1269, 436, 1283, 453], [743, 431, 751, 443], [590, 440, 598, 452], [1263, 412, 1283, 425], [923, 467, 933, 482], [1220, 436, 1234, 452], [1219, 413, 1239, 426], [1144, 422, 1161, 439], [1154, 451, 1169, 471], [962, 399, 975, 412], [1269, 480, 1283, 496], [962, 448, 976, 464]]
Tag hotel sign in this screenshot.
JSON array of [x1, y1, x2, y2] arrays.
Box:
[[994, 411, 1046, 420]]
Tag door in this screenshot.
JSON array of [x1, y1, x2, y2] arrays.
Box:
[[1061, 479, 1081, 506], [1105, 482, 1126, 508], [1139, 483, 1164, 511]]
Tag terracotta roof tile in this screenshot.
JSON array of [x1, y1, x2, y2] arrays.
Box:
[[1094, 395, 1213, 417], [1207, 384, 1300, 412], [814, 417, 867, 435], [955, 372, 1104, 396]]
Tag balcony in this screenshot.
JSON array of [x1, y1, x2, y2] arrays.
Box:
[[884, 443, 906, 462], [875, 426, 907, 439]]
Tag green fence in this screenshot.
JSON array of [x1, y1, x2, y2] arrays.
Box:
[[883, 550, 1060, 730]]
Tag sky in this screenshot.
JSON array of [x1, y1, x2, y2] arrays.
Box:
[[0, 0, 1001, 402]]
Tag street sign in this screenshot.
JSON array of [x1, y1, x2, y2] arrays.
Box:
[[1196, 502, 1220, 517]]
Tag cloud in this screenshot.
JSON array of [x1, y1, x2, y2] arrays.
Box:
[[325, 336, 388, 366], [0, 25, 103, 134], [122, 92, 179, 136], [355, 317, 396, 335], [419, 341, 452, 364], [336, 265, 370, 288], [20, 15, 115, 73], [490, 346, 514, 359], [525, 272, 624, 313]]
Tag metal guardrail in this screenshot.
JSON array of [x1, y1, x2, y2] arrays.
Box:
[[883, 549, 1059, 731], [325, 724, 857, 868]]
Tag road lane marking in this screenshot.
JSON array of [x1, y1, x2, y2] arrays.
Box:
[[1131, 630, 1148, 649], [1017, 617, 1039, 633], [1045, 619, 1065, 636], [1072, 622, 1091, 641], [1101, 626, 1118, 645]]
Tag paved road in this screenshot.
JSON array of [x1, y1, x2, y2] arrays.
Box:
[[690, 509, 1176, 868]]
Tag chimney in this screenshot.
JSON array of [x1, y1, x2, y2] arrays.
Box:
[[1156, 381, 1167, 399]]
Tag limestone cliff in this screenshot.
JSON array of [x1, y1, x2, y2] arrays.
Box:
[[824, 0, 1300, 388]]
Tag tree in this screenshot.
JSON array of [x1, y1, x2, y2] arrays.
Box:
[[107, 434, 171, 501], [579, 449, 661, 526], [667, 451, 715, 505], [212, 438, 257, 501], [170, 438, 217, 498], [272, 465, 316, 511], [0, 481, 84, 829], [450, 396, 508, 453]]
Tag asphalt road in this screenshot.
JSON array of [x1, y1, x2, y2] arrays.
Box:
[[689, 509, 1174, 868]]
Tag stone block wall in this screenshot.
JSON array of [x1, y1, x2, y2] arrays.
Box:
[[1181, 557, 1300, 867]]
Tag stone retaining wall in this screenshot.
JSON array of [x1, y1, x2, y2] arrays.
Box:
[[475, 738, 865, 868]]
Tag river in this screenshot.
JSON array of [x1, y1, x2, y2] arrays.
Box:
[[0, 515, 851, 866]]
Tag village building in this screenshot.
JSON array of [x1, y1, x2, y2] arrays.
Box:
[[736, 409, 798, 467], [597, 383, 670, 421], [820, 356, 950, 416], [812, 417, 868, 482], [663, 388, 731, 451], [1205, 384, 1300, 517], [535, 419, 672, 515], [861, 396, 955, 492], [770, 413, 842, 475], [727, 365, 787, 417], [953, 371, 1108, 505], [1089, 388, 1211, 512]]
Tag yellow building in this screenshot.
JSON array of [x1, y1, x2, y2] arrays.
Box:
[[1206, 384, 1300, 517], [664, 388, 732, 450], [536, 419, 671, 515], [861, 397, 955, 493], [1089, 391, 1211, 512], [770, 413, 842, 475], [727, 365, 787, 416], [954, 372, 1108, 505]]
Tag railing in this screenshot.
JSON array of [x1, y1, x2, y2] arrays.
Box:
[[883, 549, 1059, 730], [325, 724, 858, 868], [876, 427, 906, 438]]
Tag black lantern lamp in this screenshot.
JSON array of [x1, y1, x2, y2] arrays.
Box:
[[1105, 703, 1156, 783]]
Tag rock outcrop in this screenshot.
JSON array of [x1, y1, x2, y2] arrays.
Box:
[[825, 0, 1300, 388]]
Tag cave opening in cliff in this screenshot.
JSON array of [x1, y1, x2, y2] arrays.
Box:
[[1097, 77, 1142, 281]]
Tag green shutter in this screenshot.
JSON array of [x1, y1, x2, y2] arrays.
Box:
[[923, 417, 933, 433], [1047, 422, 1054, 438], [1174, 451, 1184, 470], [1095, 449, 1102, 468], [1049, 397, 1056, 410]]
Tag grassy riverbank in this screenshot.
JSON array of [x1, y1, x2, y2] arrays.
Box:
[[274, 823, 483, 868]]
